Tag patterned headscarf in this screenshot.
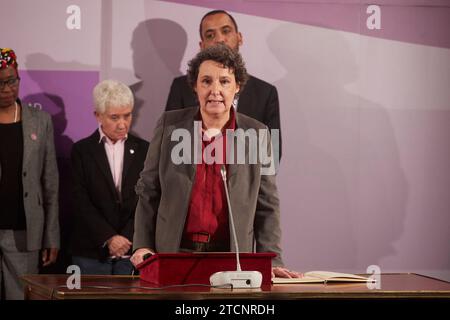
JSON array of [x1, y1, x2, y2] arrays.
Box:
[[0, 48, 18, 70]]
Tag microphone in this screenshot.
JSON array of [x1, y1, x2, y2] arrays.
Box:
[[209, 166, 262, 288]]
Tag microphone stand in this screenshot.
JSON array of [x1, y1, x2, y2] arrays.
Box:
[[209, 166, 262, 288]]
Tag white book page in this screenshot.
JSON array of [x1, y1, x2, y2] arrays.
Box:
[[305, 271, 369, 280]]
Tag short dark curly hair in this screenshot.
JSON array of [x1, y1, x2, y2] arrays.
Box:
[[187, 43, 248, 94]]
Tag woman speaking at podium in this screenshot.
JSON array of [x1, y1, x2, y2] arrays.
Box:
[[131, 44, 299, 279]]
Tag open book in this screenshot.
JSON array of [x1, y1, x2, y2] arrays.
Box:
[[272, 271, 375, 284]]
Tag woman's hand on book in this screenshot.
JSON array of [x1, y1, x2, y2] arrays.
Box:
[[272, 267, 303, 278]]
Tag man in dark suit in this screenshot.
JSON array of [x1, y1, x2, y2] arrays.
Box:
[[166, 10, 281, 157], [70, 80, 149, 274]]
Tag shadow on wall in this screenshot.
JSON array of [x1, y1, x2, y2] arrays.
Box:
[[130, 18, 188, 140], [21, 53, 76, 274], [268, 23, 407, 272]]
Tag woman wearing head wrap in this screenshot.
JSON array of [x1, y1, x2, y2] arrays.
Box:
[[0, 48, 60, 299]]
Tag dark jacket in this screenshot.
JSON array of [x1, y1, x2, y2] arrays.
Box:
[[70, 130, 149, 259], [133, 108, 284, 266]]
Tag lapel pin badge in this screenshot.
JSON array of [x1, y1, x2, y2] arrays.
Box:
[[31, 133, 37, 141], [130, 149, 135, 154]]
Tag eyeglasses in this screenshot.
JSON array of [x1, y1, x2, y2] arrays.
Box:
[[0, 77, 20, 90]]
